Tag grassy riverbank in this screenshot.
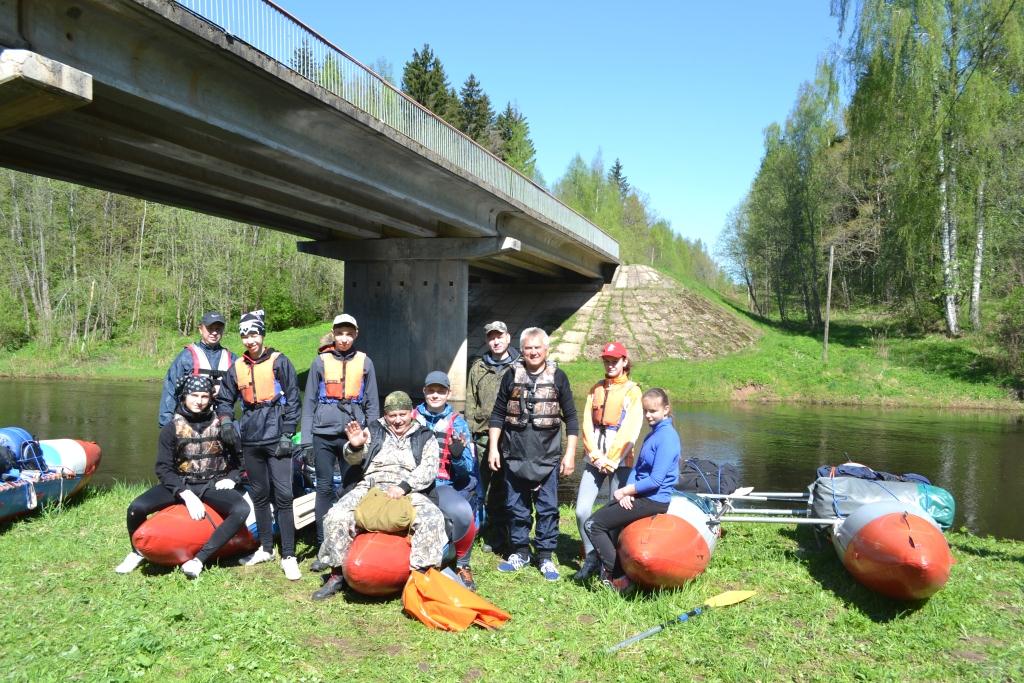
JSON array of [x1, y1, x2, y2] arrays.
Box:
[[2, 486, 1021, 682], [4, 310, 1017, 410]]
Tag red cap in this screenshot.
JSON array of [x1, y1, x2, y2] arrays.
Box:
[[600, 341, 628, 359]]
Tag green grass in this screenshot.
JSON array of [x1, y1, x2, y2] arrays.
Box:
[[1, 486, 1021, 681], [562, 312, 1019, 409], [2, 310, 1020, 409]]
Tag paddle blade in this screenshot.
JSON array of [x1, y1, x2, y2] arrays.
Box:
[[730, 486, 755, 498], [704, 590, 756, 608]]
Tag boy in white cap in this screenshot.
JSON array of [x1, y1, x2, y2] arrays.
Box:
[[299, 313, 380, 571]]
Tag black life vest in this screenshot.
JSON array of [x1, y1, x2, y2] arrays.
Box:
[[172, 413, 229, 483]]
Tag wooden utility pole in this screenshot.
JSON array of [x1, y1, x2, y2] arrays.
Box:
[[823, 244, 835, 363]]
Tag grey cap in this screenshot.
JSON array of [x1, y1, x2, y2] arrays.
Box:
[[200, 311, 226, 327], [483, 320, 508, 334], [423, 370, 450, 389], [332, 313, 358, 329]]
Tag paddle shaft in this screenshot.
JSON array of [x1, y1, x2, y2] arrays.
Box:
[[606, 607, 704, 653]]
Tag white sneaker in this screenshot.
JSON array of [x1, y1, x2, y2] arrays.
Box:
[[238, 548, 276, 566], [114, 551, 145, 574], [281, 556, 301, 581], [181, 558, 204, 578]]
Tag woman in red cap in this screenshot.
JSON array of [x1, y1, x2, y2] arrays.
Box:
[[572, 341, 644, 580]]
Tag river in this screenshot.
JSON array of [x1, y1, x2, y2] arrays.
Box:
[[4, 378, 1022, 539]]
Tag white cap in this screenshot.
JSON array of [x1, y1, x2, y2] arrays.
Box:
[[332, 313, 358, 329]]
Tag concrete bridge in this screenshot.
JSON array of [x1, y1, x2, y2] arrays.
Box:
[[0, 0, 619, 399]]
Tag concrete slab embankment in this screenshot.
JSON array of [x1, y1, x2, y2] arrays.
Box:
[[467, 265, 760, 362]]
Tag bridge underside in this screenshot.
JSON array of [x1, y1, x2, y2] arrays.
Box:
[[0, 0, 619, 398]]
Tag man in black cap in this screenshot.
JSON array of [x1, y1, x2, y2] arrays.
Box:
[[158, 311, 235, 427]]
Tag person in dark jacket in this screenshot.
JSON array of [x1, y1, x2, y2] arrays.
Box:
[[465, 320, 519, 553], [215, 309, 302, 581], [158, 311, 235, 427], [115, 375, 249, 578], [584, 387, 681, 594], [299, 313, 380, 569], [488, 327, 578, 581]]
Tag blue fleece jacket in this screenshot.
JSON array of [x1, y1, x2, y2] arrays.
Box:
[[627, 417, 680, 502]]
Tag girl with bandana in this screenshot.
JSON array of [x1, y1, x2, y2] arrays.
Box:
[[114, 375, 250, 577], [215, 310, 303, 580]]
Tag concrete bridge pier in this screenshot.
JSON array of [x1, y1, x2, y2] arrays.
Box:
[[343, 258, 469, 405], [300, 236, 524, 405]]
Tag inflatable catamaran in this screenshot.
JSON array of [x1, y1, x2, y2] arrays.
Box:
[[711, 465, 956, 600], [0, 427, 102, 523]]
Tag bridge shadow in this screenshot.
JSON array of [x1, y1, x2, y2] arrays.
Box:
[[779, 526, 929, 622], [722, 300, 1009, 388], [467, 281, 602, 357]]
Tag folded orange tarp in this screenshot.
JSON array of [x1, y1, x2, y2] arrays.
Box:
[[402, 568, 510, 631]]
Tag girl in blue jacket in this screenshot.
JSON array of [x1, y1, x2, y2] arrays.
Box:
[[584, 387, 679, 593]]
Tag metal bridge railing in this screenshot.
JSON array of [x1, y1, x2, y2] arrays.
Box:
[[173, 0, 619, 260]]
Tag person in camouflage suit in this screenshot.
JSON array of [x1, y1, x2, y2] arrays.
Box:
[[311, 391, 447, 601]]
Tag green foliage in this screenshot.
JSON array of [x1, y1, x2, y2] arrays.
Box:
[[725, 1, 1024, 346], [494, 103, 538, 178], [401, 43, 459, 120], [0, 171, 345, 353], [552, 154, 730, 292], [455, 74, 495, 145]]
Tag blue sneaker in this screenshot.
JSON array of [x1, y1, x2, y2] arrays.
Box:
[[497, 552, 531, 572], [539, 558, 560, 581]]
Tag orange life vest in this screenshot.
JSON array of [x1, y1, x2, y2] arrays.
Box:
[[234, 352, 282, 406], [320, 351, 366, 402], [592, 379, 636, 428]]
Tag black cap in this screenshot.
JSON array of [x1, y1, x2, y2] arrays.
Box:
[[200, 311, 226, 327]]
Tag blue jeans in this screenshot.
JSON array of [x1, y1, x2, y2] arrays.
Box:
[[504, 467, 559, 560], [574, 463, 631, 555]]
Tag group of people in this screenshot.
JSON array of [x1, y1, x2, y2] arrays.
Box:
[[115, 308, 683, 597]]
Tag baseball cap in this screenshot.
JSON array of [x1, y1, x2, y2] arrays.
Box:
[[483, 321, 508, 334], [200, 311, 226, 327], [600, 341, 628, 359], [332, 313, 358, 329], [423, 370, 451, 389]]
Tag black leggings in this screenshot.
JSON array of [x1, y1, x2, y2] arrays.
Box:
[[312, 434, 361, 546], [244, 443, 295, 557], [127, 484, 250, 564], [584, 497, 669, 577]]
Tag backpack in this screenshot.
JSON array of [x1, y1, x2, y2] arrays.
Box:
[[675, 458, 740, 495], [0, 427, 48, 471], [0, 444, 16, 474]]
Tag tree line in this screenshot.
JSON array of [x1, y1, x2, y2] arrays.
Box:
[[720, 0, 1024, 372], [0, 42, 726, 354]]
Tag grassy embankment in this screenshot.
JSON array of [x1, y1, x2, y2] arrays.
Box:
[[2, 309, 1019, 409], [2, 486, 1021, 681]]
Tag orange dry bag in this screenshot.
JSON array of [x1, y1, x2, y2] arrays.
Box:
[[402, 568, 510, 632]]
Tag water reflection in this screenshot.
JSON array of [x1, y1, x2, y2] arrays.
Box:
[[3, 379, 1022, 539]]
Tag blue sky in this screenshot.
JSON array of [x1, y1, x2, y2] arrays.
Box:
[[286, 1, 842, 253]]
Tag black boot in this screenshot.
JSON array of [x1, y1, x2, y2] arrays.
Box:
[[311, 571, 345, 601]]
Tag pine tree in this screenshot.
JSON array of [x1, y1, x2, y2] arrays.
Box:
[[495, 103, 537, 177], [457, 74, 495, 144], [608, 158, 630, 200], [401, 44, 457, 120]]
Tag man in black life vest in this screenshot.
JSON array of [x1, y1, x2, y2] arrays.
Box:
[[158, 311, 235, 427], [487, 327, 578, 581]]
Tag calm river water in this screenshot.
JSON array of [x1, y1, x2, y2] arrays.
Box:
[[3, 378, 1022, 539]]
